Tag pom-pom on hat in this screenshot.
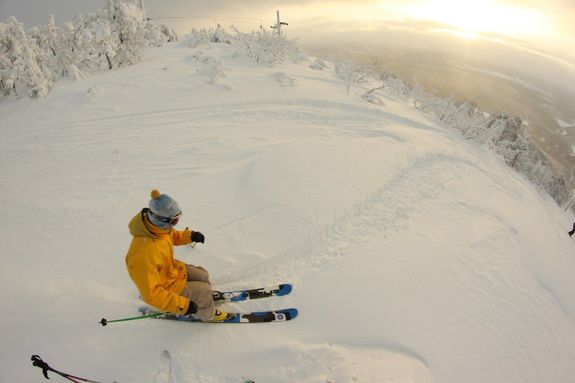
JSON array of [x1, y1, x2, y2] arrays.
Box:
[[148, 189, 181, 228]]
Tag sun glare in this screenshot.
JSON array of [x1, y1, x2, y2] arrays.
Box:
[[394, 0, 554, 39]]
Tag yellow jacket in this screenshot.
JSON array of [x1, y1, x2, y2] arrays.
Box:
[[125, 209, 193, 314]]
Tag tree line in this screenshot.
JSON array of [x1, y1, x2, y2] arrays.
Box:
[[0, 0, 177, 99]]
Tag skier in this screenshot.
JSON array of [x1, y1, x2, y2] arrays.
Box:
[[125, 190, 227, 321], [569, 222, 575, 237]]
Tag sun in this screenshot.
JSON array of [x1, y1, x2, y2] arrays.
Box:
[[394, 0, 554, 40]]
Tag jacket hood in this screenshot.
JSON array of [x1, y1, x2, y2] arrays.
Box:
[[129, 209, 172, 239]]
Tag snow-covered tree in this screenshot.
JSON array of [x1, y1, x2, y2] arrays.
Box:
[[69, 13, 115, 71], [334, 59, 368, 95], [29, 15, 59, 59], [104, 0, 148, 67], [0, 17, 53, 98], [382, 71, 410, 99]]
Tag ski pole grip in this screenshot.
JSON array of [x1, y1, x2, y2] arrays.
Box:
[[31, 355, 51, 379]]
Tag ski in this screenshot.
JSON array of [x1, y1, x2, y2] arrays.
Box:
[[140, 307, 298, 323], [108, 284, 295, 327], [212, 283, 292, 303]]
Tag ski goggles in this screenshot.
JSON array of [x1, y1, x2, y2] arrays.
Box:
[[151, 211, 182, 225]]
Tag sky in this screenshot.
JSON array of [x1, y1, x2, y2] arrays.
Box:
[[1, 0, 574, 103], [1, 0, 574, 61]]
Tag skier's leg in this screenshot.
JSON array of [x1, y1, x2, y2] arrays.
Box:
[[185, 264, 211, 284], [181, 281, 215, 320]]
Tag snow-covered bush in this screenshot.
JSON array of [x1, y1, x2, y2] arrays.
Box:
[[146, 23, 178, 47], [183, 26, 231, 48], [272, 72, 296, 87], [310, 58, 327, 70], [188, 52, 225, 84], [231, 27, 302, 66], [334, 59, 369, 95], [362, 91, 385, 106]]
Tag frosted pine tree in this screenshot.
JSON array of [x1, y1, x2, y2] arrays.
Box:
[[105, 0, 148, 67], [0, 17, 53, 98], [70, 13, 115, 71], [29, 15, 68, 80], [29, 15, 59, 58]]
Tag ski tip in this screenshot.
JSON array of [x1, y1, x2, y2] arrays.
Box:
[[277, 283, 293, 296], [280, 308, 298, 321]]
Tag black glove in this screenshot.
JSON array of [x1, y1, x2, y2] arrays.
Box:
[[191, 231, 205, 243], [186, 300, 198, 315]]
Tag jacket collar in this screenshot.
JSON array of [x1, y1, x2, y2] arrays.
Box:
[[129, 208, 172, 239]]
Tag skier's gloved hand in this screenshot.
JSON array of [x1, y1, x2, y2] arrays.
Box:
[[191, 231, 205, 244], [186, 300, 198, 315]]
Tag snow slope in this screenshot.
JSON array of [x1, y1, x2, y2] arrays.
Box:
[[1, 42, 575, 383]]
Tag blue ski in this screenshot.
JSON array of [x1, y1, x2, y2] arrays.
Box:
[[140, 307, 298, 323], [212, 283, 293, 303]]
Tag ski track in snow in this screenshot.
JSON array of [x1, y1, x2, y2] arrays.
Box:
[[5, 98, 442, 142], [227, 152, 472, 282], [154, 350, 173, 383]]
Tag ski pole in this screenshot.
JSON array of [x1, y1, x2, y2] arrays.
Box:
[[100, 312, 164, 326], [31, 355, 107, 383]]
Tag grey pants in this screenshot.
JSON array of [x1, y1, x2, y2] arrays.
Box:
[[180, 265, 215, 321]]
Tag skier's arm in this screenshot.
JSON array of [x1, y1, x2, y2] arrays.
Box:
[[172, 228, 205, 246], [171, 228, 193, 246]]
